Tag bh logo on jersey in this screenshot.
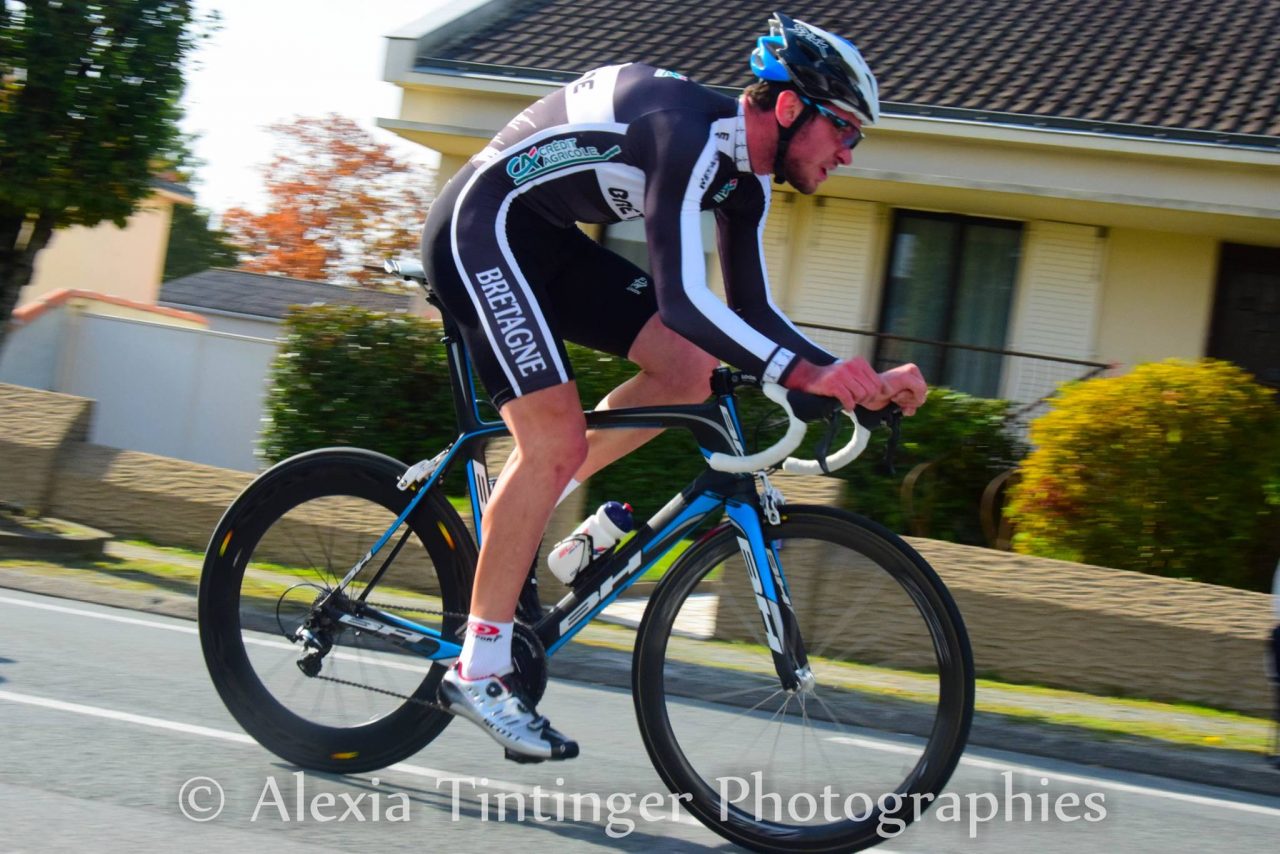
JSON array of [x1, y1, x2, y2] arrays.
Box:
[[713, 178, 739, 204]]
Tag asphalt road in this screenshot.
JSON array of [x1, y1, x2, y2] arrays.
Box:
[[1, 588, 1278, 853]]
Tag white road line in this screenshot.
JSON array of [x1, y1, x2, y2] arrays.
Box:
[[0, 689, 700, 827], [0, 593, 433, 672], [826, 736, 1280, 817], [0, 594, 198, 633], [0, 689, 256, 744]]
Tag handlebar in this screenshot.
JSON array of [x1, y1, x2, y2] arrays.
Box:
[[707, 382, 898, 475], [384, 257, 427, 282]]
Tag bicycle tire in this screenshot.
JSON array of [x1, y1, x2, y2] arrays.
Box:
[[198, 447, 475, 773], [632, 505, 974, 853]]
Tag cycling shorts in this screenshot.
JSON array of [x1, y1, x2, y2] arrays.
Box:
[[421, 165, 658, 410]]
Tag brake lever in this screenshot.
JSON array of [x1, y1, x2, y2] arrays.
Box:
[[881, 408, 903, 476], [815, 411, 843, 475]]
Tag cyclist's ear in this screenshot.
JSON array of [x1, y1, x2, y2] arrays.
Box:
[[775, 90, 805, 128]]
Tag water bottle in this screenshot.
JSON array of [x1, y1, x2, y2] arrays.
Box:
[[547, 501, 634, 585]]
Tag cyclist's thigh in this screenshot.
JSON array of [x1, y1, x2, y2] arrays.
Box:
[[544, 226, 658, 359], [422, 170, 575, 410]]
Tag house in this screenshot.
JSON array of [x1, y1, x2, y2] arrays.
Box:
[[0, 269, 422, 472], [16, 180, 195, 311], [378, 0, 1280, 400]]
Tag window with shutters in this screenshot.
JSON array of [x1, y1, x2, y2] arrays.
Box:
[[875, 211, 1022, 398]]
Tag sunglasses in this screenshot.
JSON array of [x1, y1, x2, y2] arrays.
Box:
[[801, 96, 865, 150]]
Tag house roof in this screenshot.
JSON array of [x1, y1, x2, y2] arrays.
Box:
[[413, 0, 1280, 143], [158, 269, 413, 320], [13, 289, 208, 327]]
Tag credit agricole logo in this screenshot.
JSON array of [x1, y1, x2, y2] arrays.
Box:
[[506, 138, 622, 185]]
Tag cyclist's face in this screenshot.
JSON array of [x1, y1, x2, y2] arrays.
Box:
[[778, 95, 862, 194]]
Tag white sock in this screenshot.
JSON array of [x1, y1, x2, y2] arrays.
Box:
[[458, 617, 513, 679], [556, 478, 581, 507]]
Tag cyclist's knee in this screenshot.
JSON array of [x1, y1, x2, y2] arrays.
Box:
[[546, 430, 589, 480], [659, 348, 717, 402]]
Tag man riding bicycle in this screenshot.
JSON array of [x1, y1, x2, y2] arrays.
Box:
[[420, 12, 927, 761]]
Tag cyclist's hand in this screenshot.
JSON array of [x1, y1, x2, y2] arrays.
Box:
[[865, 363, 928, 416], [784, 358, 886, 412]]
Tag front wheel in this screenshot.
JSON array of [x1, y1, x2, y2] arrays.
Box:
[[632, 506, 974, 853], [199, 448, 475, 773]]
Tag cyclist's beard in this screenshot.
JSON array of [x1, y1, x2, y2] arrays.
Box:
[[773, 111, 820, 195], [780, 148, 820, 195]]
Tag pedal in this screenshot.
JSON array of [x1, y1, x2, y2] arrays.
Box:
[[503, 749, 546, 765]]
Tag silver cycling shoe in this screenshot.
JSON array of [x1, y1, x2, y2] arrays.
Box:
[[438, 664, 579, 763]]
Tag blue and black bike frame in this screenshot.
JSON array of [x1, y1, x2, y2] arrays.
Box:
[[325, 311, 811, 691]]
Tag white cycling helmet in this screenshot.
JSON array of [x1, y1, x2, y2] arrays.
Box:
[[750, 11, 880, 125]]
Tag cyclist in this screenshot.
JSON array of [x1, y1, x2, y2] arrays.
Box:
[[421, 12, 927, 761]]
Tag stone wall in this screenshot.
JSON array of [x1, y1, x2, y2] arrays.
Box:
[[0, 383, 94, 513], [911, 538, 1275, 716], [2, 382, 1274, 715]]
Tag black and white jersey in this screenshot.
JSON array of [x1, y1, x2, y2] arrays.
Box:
[[450, 62, 835, 384]]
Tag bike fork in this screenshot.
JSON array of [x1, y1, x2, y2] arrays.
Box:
[[724, 499, 811, 694]]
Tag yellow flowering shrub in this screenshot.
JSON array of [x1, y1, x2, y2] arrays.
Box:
[[1006, 359, 1279, 590]]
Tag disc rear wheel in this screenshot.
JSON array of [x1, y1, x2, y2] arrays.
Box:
[[199, 448, 474, 773]]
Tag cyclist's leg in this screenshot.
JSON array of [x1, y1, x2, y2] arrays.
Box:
[[541, 228, 720, 482], [470, 384, 587, 624], [575, 315, 719, 481], [422, 172, 587, 760]]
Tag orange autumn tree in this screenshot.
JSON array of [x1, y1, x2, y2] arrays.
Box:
[[222, 115, 433, 286]]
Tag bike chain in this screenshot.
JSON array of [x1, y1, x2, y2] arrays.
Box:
[[302, 599, 466, 711], [301, 601, 545, 711]]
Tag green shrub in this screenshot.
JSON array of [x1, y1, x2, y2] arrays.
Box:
[[261, 307, 703, 506], [1005, 359, 1280, 590], [835, 389, 1024, 543], [578, 374, 1023, 545], [723, 387, 1023, 544], [261, 306, 457, 467]]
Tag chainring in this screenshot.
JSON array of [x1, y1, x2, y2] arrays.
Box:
[[509, 620, 548, 705]]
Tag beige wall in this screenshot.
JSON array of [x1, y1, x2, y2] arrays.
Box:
[[1096, 229, 1219, 369], [20, 197, 177, 309]]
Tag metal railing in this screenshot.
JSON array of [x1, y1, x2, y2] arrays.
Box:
[[796, 322, 1111, 429], [795, 323, 1112, 549]]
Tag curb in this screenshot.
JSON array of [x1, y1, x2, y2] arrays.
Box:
[[0, 516, 112, 561]]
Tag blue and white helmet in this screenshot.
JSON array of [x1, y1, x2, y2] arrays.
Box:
[[750, 11, 880, 125]]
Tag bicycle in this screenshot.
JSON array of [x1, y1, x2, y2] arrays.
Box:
[[198, 258, 975, 853]]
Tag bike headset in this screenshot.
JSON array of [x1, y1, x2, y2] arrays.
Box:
[[749, 11, 881, 186]]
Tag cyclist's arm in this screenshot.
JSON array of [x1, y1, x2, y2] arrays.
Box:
[[716, 181, 927, 414], [713, 177, 838, 370], [635, 110, 799, 384]]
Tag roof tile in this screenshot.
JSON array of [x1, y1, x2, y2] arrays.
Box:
[[416, 0, 1280, 138], [158, 269, 412, 321]]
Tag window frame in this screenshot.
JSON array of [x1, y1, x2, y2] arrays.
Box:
[[874, 209, 1023, 395]]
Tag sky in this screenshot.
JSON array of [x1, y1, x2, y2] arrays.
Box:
[[180, 0, 446, 217]]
